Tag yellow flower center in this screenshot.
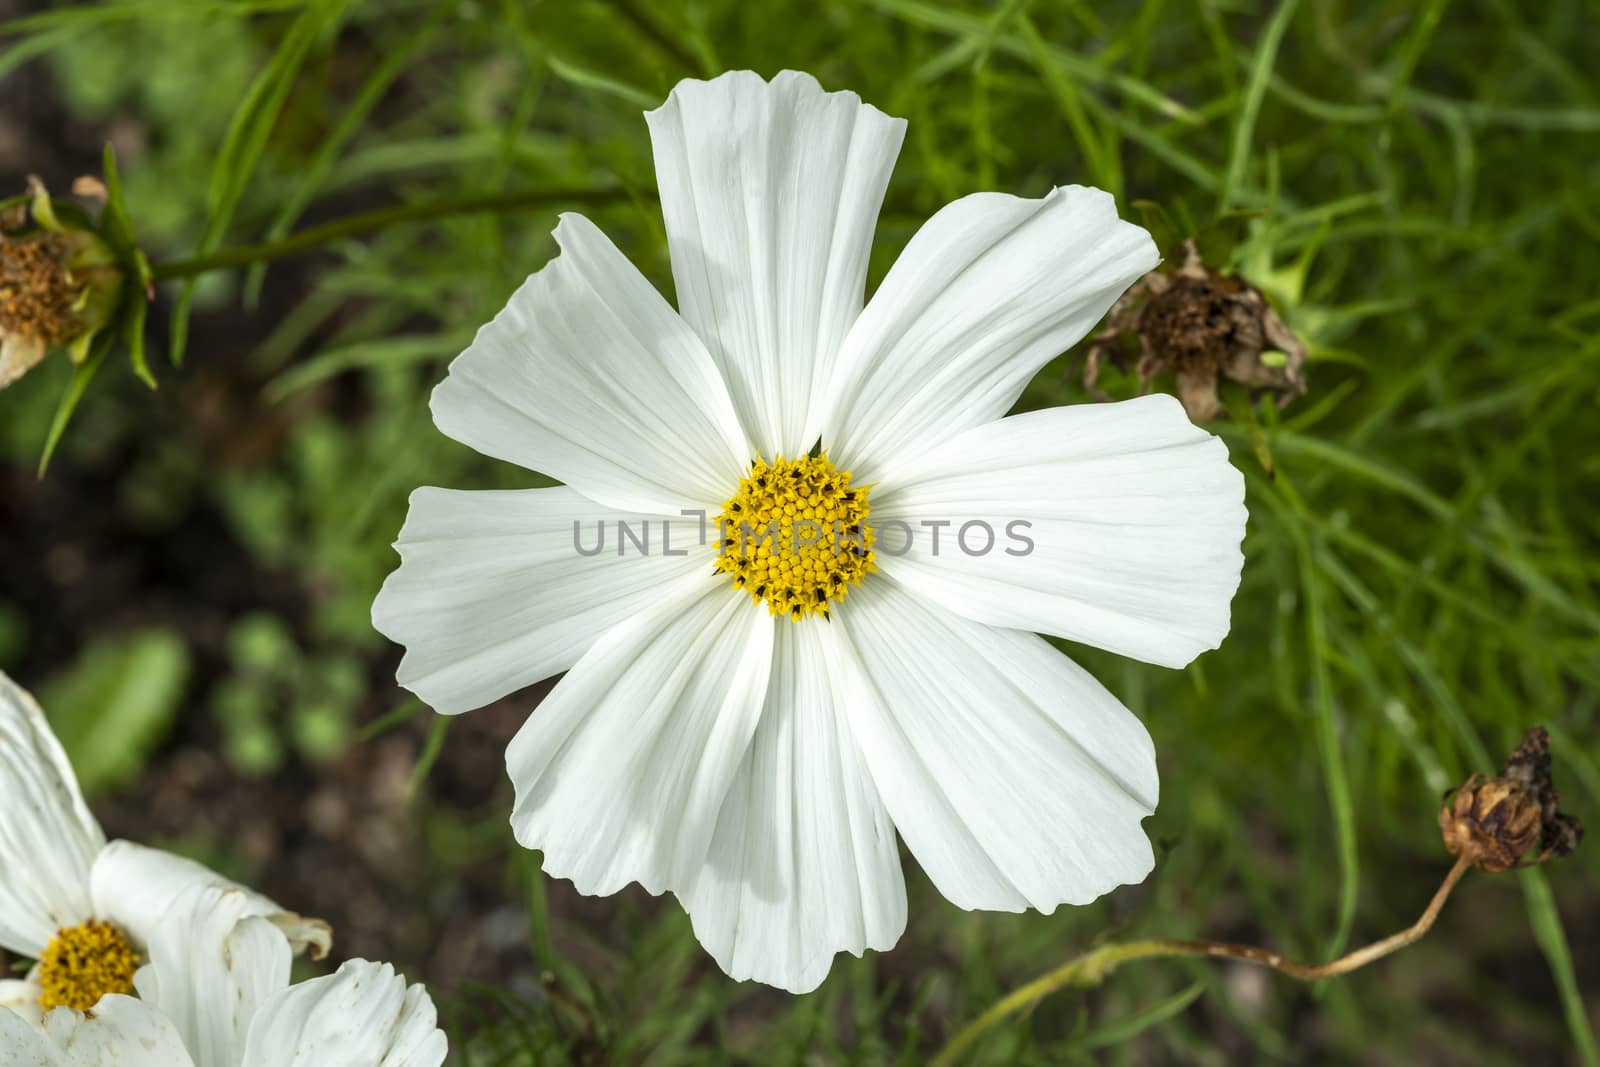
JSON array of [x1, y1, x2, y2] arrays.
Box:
[[37, 920, 140, 1012], [714, 453, 876, 621]]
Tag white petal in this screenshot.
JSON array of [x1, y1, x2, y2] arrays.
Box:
[[0, 671, 103, 958], [818, 186, 1159, 482], [830, 579, 1157, 913], [0, 996, 198, 1067], [871, 396, 1247, 668], [646, 70, 906, 458], [0, 1009, 58, 1067], [0, 978, 43, 1029], [508, 584, 774, 897], [0, 333, 48, 390], [372, 486, 717, 715], [90, 841, 330, 960], [679, 621, 906, 993], [430, 213, 749, 515], [0, 1009, 55, 1067], [130, 884, 290, 1067], [239, 960, 446, 1067]]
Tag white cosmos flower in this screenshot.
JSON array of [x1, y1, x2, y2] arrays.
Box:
[[0, 671, 330, 1019], [0, 883, 446, 1067], [372, 70, 1247, 993]]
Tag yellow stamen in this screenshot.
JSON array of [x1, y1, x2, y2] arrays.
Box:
[[714, 453, 876, 621], [37, 919, 140, 1012]]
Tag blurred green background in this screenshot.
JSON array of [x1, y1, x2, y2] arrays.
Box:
[[1, 0, 1596, 1063]]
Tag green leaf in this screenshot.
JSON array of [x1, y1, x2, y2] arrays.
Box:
[[263, 331, 473, 402], [39, 628, 192, 797], [409, 715, 452, 798], [99, 145, 157, 387], [37, 327, 115, 476], [1072, 982, 1207, 1051], [98, 145, 138, 263], [1520, 867, 1600, 1067], [0, 0, 308, 40], [242, 0, 449, 307], [1219, 380, 1277, 477], [170, 0, 350, 365], [358, 697, 421, 741], [1194, 209, 1267, 272], [123, 282, 154, 390], [0, 25, 75, 81], [1219, 0, 1302, 213], [1017, 13, 1117, 196], [545, 52, 657, 108]]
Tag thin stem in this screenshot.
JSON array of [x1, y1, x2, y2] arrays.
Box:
[[930, 855, 1474, 1067], [148, 186, 629, 281], [1161, 852, 1473, 979]]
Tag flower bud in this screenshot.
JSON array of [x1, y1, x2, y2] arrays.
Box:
[[0, 177, 123, 390]]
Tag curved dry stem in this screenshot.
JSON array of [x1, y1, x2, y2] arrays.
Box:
[[930, 854, 1474, 1067]]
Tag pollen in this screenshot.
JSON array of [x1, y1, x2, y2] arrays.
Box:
[[37, 919, 140, 1013], [714, 453, 876, 621]]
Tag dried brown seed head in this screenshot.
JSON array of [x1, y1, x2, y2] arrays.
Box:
[[1085, 239, 1307, 423], [1439, 773, 1544, 873], [1438, 727, 1584, 872], [1, 231, 84, 347], [1139, 271, 1250, 373]]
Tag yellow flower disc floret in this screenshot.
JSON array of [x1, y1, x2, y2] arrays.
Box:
[[37, 919, 140, 1012], [715, 453, 876, 621]]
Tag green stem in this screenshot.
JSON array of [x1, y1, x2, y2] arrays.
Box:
[[148, 185, 629, 280], [930, 855, 1473, 1067], [929, 941, 1195, 1067]]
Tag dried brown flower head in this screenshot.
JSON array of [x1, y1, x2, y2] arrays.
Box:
[[0, 177, 122, 390], [1085, 239, 1307, 423], [1, 229, 95, 343], [1439, 726, 1584, 873]]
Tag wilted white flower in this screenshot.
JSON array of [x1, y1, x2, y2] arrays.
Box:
[[374, 70, 1246, 993], [0, 671, 328, 1018], [0, 177, 122, 390], [0, 883, 446, 1067]]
